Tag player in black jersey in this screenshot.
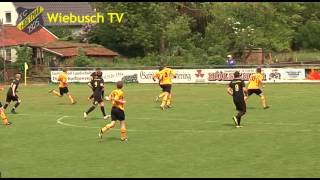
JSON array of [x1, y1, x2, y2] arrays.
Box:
[[87, 68, 104, 101], [84, 71, 110, 120], [227, 71, 248, 128], [4, 74, 21, 114]]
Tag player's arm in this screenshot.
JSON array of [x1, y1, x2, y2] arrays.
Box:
[[152, 73, 158, 81], [227, 81, 233, 96], [243, 87, 248, 97], [227, 87, 233, 96], [12, 84, 16, 96], [114, 94, 126, 104], [172, 70, 177, 78], [87, 82, 93, 89]]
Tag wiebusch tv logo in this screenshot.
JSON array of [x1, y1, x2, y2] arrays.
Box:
[[16, 6, 44, 34]]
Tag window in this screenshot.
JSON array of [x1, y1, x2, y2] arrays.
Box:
[[5, 12, 11, 23], [5, 49, 11, 61]]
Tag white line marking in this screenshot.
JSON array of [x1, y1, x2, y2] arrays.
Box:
[[56, 116, 99, 129], [56, 116, 317, 133]]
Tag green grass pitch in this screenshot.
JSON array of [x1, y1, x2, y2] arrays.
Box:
[[1, 83, 320, 178]]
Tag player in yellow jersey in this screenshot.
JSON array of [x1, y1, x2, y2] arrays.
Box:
[[99, 81, 127, 141], [0, 86, 11, 125], [49, 68, 76, 104], [158, 64, 176, 110], [152, 66, 165, 102], [245, 67, 269, 109]]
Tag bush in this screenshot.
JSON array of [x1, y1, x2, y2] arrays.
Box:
[[207, 55, 225, 65], [74, 48, 91, 67]]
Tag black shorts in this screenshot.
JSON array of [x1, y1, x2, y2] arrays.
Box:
[[111, 107, 125, 121], [59, 87, 69, 95], [93, 92, 103, 105], [247, 89, 262, 96], [233, 98, 246, 112], [6, 94, 19, 102], [159, 84, 164, 91], [161, 84, 172, 93]]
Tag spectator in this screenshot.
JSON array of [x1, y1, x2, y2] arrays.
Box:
[[226, 54, 236, 66]]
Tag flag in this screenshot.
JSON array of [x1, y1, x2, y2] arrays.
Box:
[[24, 62, 28, 86], [24, 62, 28, 71]]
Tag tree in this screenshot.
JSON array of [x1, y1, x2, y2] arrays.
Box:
[[14, 45, 32, 73], [74, 48, 91, 67]]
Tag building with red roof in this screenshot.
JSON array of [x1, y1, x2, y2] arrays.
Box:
[[0, 25, 58, 63]]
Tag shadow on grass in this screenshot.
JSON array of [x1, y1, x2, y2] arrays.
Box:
[[98, 136, 127, 143], [221, 123, 236, 127]]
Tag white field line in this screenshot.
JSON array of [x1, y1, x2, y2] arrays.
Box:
[[55, 116, 317, 133]]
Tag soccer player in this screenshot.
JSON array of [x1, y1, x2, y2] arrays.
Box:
[[49, 68, 76, 104], [84, 71, 109, 120], [99, 81, 127, 141], [227, 71, 248, 128], [152, 66, 165, 102], [0, 86, 11, 125], [158, 64, 176, 110], [3, 73, 22, 114], [245, 67, 269, 109], [88, 68, 104, 101]]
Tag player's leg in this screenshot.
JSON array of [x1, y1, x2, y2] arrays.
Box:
[[165, 85, 172, 107], [120, 120, 127, 141], [0, 104, 10, 125], [157, 84, 165, 101], [99, 120, 116, 138], [84, 101, 98, 119], [160, 85, 170, 109], [160, 92, 169, 110], [156, 85, 164, 102], [11, 97, 21, 114], [258, 90, 269, 109], [244, 89, 253, 102], [3, 94, 11, 109], [99, 101, 110, 119], [66, 88, 76, 104], [166, 93, 172, 108], [236, 100, 246, 128], [50, 88, 62, 97], [88, 93, 94, 101]]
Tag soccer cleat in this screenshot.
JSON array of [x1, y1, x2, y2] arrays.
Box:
[[121, 137, 128, 142], [72, 101, 77, 105], [98, 129, 103, 139], [166, 105, 172, 108], [263, 106, 270, 109], [4, 121, 12, 125], [83, 112, 88, 119], [103, 115, 111, 120], [160, 105, 165, 110], [48, 89, 54, 93], [232, 116, 238, 126], [11, 109, 17, 114], [236, 125, 243, 128]]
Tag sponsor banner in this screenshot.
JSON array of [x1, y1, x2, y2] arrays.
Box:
[[305, 68, 320, 80], [51, 70, 138, 83], [51, 68, 308, 84], [137, 69, 194, 83]]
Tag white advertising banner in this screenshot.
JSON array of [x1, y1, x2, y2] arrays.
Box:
[[51, 68, 307, 84], [51, 70, 139, 83]]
